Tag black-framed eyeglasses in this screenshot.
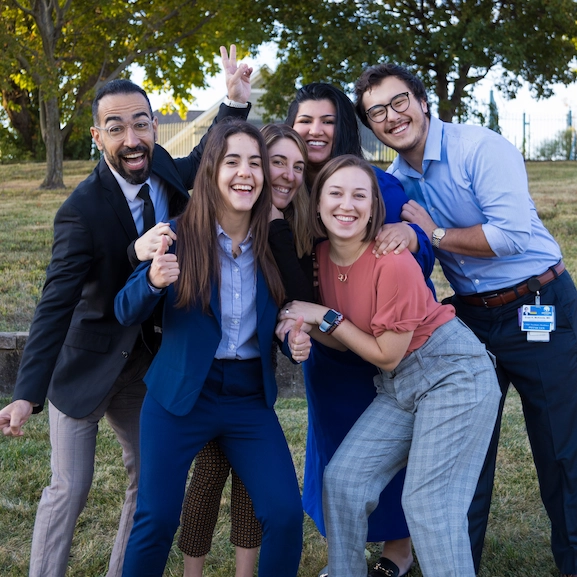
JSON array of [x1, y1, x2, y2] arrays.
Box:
[[366, 92, 412, 123], [94, 119, 154, 141]]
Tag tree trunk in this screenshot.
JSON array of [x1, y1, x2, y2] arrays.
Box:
[[1, 86, 39, 155], [40, 96, 65, 189]]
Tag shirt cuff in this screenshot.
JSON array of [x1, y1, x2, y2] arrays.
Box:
[[223, 97, 249, 108]]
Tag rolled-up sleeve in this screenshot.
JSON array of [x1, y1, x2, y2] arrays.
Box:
[[470, 136, 532, 256]]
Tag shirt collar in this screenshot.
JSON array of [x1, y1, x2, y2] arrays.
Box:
[[396, 115, 443, 177], [216, 223, 254, 256], [108, 164, 152, 202]]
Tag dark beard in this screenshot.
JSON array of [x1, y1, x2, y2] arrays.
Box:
[[104, 145, 153, 185]]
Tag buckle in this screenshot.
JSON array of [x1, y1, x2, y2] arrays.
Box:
[[480, 293, 499, 307]]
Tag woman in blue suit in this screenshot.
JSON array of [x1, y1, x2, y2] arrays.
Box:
[[115, 119, 311, 577]]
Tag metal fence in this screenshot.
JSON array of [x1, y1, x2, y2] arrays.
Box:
[[157, 111, 577, 162]]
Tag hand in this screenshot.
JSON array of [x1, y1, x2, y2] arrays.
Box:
[[148, 234, 180, 288], [220, 45, 252, 104], [401, 200, 437, 239], [134, 222, 177, 262], [279, 300, 326, 328], [0, 399, 34, 437], [312, 258, 319, 288], [373, 222, 418, 258], [287, 317, 312, 362]]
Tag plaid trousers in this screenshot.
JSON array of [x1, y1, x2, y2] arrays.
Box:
[[323, 318, 501, 577]]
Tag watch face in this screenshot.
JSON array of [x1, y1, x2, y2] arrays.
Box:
[[323, 309, 339, 324]]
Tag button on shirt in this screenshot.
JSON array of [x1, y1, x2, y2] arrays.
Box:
[[214, 225, 259, 360], [389, 116, 562, 295]]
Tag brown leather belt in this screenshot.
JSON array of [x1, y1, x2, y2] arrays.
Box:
[[458, 261, 565, 308]]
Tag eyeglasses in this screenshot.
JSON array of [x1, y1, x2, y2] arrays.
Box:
[[94, 119, 154, 141], [365, 92, 412, 123]]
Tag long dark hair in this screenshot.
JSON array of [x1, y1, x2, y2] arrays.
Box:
[[175, 119, 285, 311], [285, 83, 363, 159]]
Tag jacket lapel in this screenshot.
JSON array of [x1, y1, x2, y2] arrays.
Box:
[[256, 267, 272, 326], [98, 161, 139, 241], [209, 281, 222, 326]]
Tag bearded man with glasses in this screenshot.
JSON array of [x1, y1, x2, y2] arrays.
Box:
[[354, 63, 577, 577], [0, 46, 251, 577]]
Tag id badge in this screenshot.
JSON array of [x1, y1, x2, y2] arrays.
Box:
[[519, 304, 556, 342]]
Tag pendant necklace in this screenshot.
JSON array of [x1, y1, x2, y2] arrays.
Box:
[[335, 243, 367, 282]]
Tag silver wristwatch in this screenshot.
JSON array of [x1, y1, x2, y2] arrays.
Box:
[[432, 227, 447, 249]]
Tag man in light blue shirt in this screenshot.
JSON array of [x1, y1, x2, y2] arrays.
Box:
[[354, 63, 577, 577]]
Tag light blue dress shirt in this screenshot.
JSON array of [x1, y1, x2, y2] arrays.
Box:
[[214, 225, 260, 360], [110, 169, 170, 235], [389, 116, 562, 295]]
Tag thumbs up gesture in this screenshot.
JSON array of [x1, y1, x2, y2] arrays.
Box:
[[288, 316, 312, 363], [148, 234, 180, 288]]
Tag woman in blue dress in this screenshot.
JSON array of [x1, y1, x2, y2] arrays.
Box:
[[282, 83, 435, 577]]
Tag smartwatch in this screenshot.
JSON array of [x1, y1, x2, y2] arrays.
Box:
[[432, 227, 447, 249], [319, 309, 344, 335]]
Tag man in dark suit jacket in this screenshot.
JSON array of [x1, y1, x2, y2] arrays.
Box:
[[0, 46, 252, 577]]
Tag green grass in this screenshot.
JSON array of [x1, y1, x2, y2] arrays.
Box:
[[2, 159, 577, 575], [0, 392, 553, 576], [0, 160, 96, 331]]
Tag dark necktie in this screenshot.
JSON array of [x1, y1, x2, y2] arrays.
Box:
[[137, 183, 156, 233]]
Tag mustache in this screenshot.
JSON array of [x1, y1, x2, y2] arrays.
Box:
[[118, 145, 149, 156]]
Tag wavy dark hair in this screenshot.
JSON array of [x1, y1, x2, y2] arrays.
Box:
[[309, 154, 385, 243], [175, 119, 285, 311], [285, 83, 363, 159], [260, 123, 313, 259], [354, 64, 430, 128]]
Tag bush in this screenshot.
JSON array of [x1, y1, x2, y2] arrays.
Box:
[[536, 127, 576, 161]]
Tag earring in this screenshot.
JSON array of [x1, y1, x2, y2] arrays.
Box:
[[317, 211, 321, 219], [368, 215, 373, 224]]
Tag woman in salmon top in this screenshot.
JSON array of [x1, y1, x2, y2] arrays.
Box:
[[279, 155, 501, 577]]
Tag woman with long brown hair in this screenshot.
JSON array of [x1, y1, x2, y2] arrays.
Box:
[[115, 119, 311, 577]]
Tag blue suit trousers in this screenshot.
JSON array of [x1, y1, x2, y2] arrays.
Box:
[[122, 359, 303, 577]]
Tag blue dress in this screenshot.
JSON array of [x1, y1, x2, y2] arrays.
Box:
[[302, 167, 435, 541]]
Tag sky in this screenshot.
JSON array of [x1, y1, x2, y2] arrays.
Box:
[[134, 46, 577, 155], [136, 45, 576, 117]]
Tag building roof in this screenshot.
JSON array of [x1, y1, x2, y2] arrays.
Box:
[[154, 110, 204, 124]]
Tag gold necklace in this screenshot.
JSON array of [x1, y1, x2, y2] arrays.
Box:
[[336, 262, 355, 282], [334, 243, 367, 282]]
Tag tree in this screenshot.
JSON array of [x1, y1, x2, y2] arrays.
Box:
[[260, 0, 577, 123], [487, 90, 501, 134], [536, 127, 576, 160], [0, 0, 275, 188]]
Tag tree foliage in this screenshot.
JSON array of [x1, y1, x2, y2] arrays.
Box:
[[0, 0, 275, 186], [537, 127, 577, 160], [260, 0, 577, 123]]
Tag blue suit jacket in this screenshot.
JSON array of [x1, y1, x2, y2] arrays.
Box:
[[115, 246, 285, 416]]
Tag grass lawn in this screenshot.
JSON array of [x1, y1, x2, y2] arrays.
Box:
[[1, 160, 577, 576]]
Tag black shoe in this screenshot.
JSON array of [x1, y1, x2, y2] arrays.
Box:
[[369, 557, 413, 577]]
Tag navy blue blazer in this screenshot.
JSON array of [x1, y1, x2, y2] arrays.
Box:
[[115, 239, 287, 416]]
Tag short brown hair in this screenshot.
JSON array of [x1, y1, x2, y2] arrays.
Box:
[[354, 64, 430, 128], [309, 155, 385, 242]]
